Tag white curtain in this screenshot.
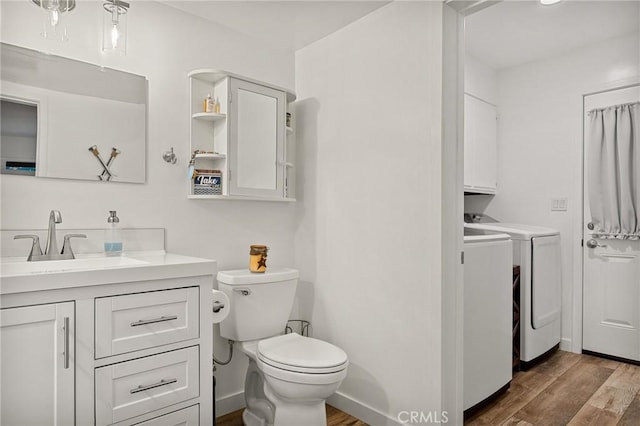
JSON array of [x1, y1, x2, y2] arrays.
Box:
[[588, 102, 639, 240]]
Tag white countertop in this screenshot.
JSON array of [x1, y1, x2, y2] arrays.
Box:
[[0, 251, 217, 295]]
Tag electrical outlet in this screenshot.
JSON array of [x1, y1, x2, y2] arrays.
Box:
[[551, 198, 568, 211]]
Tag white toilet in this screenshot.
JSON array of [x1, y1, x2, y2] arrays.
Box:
[[217, 268, 348, 426]]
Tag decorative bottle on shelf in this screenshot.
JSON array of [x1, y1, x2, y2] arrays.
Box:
[[204, 93, 214, 113], [214, 97, 221, 113], [104, 210, 122, 256]]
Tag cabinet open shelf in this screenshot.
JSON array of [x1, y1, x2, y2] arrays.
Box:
[[188, 194, 296, 202], [194, 153, 226, 160], [192, 112, 226, 121]]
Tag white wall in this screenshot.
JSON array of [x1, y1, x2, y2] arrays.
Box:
[[464, 54, 497, 105], [294, 2, 444, 424], [0, 0, 295, 413], [478, 33, 640, 350]]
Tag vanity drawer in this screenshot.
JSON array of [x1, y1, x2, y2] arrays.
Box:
[[95, 287, 199, 358], [95, 346, 199, 426], [132, 404, 199, 426]]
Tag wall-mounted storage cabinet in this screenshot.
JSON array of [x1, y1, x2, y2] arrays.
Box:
[[464, 93, 497, 195], [188, 69, 296, 201]]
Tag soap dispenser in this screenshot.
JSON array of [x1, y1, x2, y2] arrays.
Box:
[[104, 210, 122, 256]]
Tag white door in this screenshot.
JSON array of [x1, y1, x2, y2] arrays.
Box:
[[1, 302, 75, 426], [583, 85, 640, 361]]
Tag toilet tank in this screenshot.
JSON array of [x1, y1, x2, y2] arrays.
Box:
[[217, 268, 299, 341]]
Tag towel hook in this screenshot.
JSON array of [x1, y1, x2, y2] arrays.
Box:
[[162, 147, 177, 164]]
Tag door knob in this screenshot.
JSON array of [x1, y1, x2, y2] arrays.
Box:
[[586, 239, 607, 249]]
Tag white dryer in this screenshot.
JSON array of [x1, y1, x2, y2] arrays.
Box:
[[465, 222, 562, 369]]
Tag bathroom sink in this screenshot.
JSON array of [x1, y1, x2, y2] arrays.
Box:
[[0, 249, 216, 296], [1, 256, 149, 277]]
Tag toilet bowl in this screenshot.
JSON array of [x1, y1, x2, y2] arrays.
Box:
[[217, 268, 349, 426], [241, 333, 348, 426]]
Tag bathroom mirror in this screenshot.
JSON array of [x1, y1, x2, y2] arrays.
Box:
[[237, 88, 278, 189], [228, 77, 285, 198], [0, 43, 147, 183]]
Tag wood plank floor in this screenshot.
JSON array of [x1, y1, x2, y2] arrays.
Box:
[[216, 404, 367, 426], [216, 351, 639, 426], [466, 351, 640, 425]]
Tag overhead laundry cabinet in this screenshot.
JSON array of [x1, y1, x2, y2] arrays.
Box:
[[464, 93, 497, 194]]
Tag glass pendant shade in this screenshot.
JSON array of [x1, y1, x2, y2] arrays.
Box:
[[32, 0, 75, 41], [102, 0, 129, 56]]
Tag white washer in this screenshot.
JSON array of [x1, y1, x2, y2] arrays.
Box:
[[463, 231, 512, 411], [465, 222, 562, 369]]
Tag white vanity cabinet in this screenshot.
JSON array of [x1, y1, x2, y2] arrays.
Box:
[[1, 302, 75, 426], [464, 93, 497, 194], [0, 254, 215, 426], [188, 69, 296, 201]]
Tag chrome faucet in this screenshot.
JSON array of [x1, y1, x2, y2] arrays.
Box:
[[14, 210, 86, 261], [45, 210, 62, 257]]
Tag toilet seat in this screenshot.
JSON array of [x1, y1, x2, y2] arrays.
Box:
[[257, 333, 348, 374]]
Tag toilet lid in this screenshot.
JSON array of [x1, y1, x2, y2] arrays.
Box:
[[257, 333, 348, 373]]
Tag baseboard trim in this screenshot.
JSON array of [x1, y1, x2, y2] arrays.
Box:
[[327, 391, 403, 426], [216, 389, 405, 425], [560, 337, 572, 352], [215, 391, 245, 417], [582, 350, 640, 366]]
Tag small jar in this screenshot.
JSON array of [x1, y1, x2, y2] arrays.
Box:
[[249, 245, 268, 273]]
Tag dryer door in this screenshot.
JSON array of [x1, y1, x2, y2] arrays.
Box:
[[531, 235, 562, 329]]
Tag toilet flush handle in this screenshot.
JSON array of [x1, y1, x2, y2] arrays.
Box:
[[233, 288, 252, 296]]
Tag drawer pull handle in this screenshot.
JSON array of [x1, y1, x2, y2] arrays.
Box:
[[130, 315, 178, 327], [130, 378, 178, 394]]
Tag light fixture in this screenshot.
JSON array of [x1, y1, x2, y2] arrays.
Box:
[[540, 0, 562, 5], [102, 0, 129, 56], [32, 0, 75, 41]]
